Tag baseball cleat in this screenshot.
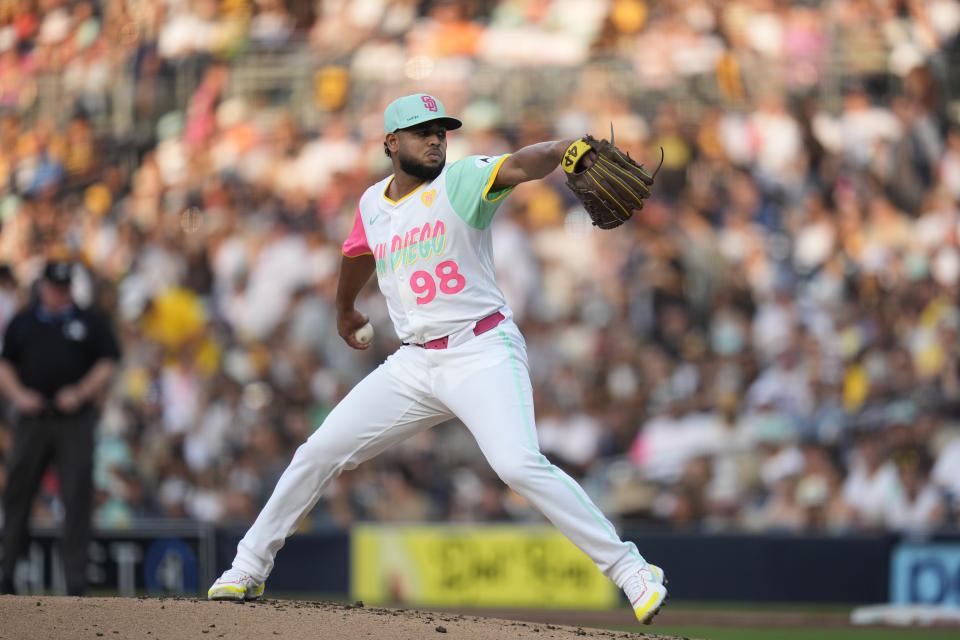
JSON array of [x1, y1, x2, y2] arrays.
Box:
[[642, 563, 667, 585], [207, 568, 265, 601], [623, 563, 668, 625]]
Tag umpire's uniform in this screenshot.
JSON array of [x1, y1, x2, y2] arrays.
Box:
[[0, 262, 120, 595]]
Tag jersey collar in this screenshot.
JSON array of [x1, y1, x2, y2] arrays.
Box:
[[382, 175, 427, 205]]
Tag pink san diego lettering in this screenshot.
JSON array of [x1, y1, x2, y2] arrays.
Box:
[[374, 220, 446, 279]]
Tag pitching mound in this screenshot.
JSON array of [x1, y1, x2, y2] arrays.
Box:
[[0, 595, 686, 640]]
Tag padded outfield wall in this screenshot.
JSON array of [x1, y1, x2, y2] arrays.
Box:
[[4, 524, 960, 606]]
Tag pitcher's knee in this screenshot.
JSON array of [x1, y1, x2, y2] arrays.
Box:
[[489, 455, 540, 491], [293, 432, 344, 470]]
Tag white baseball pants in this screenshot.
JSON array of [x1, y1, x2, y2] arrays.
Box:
[[232, 319, 645, 589]]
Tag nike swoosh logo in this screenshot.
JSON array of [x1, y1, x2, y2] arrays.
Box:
[[369, 213, 381, 225]]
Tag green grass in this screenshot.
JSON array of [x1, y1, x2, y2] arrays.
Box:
[[654, 601, 856, 614], [607, 626, 960, 640]]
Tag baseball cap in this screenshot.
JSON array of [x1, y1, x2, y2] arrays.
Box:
[[383, 94, 462, 134], [42, 260, 72, 286]]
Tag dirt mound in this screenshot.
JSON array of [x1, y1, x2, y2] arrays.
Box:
[[0, 595, 687, 640]]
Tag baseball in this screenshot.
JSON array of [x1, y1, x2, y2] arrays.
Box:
[[354, 322, 374, 344]]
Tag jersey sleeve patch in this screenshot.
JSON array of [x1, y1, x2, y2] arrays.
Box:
[[341, 206, 373, 257], [482, 154, 513, 203], [445, 154, 515, 230]]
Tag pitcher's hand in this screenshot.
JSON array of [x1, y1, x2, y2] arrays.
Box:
[[338, 309, 372, 350]]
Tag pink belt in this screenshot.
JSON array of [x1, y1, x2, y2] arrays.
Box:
[[406, 311, 505, 350]]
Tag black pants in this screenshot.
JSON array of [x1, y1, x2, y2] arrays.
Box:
[[1, 407, 96, 595]]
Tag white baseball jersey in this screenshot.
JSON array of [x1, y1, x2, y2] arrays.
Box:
[[342, 154, 515, 344]]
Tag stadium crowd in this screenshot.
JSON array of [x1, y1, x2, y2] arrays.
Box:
[[2, 0, 960, 539]]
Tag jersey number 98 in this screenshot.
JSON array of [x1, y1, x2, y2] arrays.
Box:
[[411, 260, 466, 305]]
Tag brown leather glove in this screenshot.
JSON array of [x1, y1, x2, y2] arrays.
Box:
[[562, 131, 663, 229]]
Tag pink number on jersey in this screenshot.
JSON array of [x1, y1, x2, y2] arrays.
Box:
[[411, 270, 436, 305], [436, 261, 466, 295]]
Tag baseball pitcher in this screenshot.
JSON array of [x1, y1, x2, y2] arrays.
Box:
[[208, 94, 667, 624]]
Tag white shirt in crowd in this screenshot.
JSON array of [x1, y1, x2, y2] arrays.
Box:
[[843, 459, 899, 527]]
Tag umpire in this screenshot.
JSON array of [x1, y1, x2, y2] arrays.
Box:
[[0, 260, 120, 595]]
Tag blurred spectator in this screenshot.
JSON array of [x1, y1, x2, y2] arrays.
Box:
[[843, 430, 899, 530], [883, 446, 947, 535], [0, 265, 18, 339], [933, 432, 960, 520]]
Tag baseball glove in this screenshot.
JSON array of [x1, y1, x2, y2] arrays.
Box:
[[562, 127, 662, 229]]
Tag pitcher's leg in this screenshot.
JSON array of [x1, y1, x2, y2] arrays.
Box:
[[437, 326, 643, 589], [234, 351, 452, 581]]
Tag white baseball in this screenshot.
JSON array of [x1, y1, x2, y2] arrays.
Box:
[[354, 322, 374, 344]]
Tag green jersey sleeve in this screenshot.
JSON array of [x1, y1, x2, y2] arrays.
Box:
[[444, 154, 515, 230]]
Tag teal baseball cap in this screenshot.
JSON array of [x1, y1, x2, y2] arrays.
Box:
[[383, 94, 462, 134]]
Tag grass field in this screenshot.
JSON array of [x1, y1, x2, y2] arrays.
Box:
[[611, 626, 960, 640], [602, 601, 960, 640]]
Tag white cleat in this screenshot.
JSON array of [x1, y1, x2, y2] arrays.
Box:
[[623, 563, 668, 625], [641, 563, 666, 585], [207, 568, 265, 601]]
